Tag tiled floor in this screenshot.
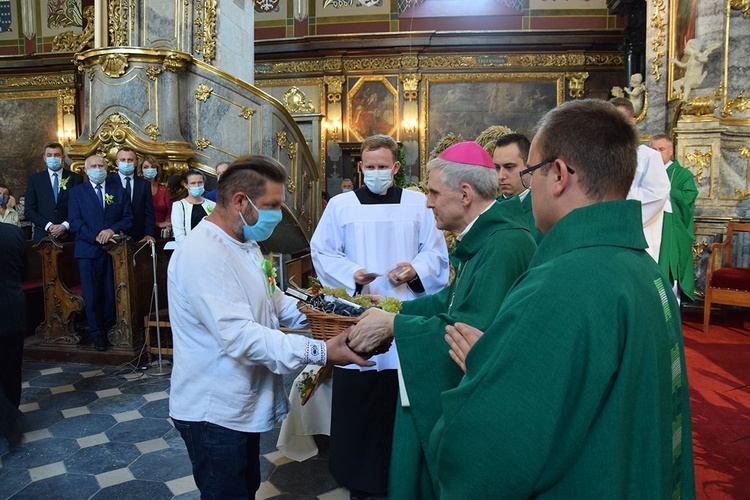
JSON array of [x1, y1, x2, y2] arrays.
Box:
[[0, 361, 353, 499]]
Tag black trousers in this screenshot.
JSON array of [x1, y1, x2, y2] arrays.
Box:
[[0, 331, 24, 408]]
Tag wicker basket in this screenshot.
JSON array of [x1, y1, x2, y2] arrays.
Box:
[[298, 303, 359, 341]]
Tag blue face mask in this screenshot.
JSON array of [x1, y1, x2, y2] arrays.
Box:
[[363, 169, 393, 195], [188, 186, 205, 198], [142, 168, 158, 179], [342, 188, 352, 193], [0, 194, 7, 206], [46, 157, 63, 171], [118, 162, 135, 175], [87, 168, 107, 184], [239, 195, 282, 242]]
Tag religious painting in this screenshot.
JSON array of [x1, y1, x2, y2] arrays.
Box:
[[0, 0, 17, 41], [668, 0, 698, 101], [347, 76, 398, 142], [422, 73, 564, 174]]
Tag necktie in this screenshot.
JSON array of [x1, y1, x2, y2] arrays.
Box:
[[52, 173, 59, 204], [96, 184, 104, 210], [125, 176, 132, 200]]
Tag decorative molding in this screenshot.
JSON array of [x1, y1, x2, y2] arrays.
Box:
[[566, 72, 589, 99], [195, 0, 217, 64], [683, 88, 722, 116], [722, 90, 750, 117], [730, 0, 750, 18], [145, 123, 160, 141], [324, 76, 344, 103], [196, 138, 211, 150], [287, 142, 298, 196], [58, 88, 76, 114], [146, 67, 162, 81], [277, 131, 288, 150], [0, 74, 75, 89], [195, 83, 214, 102], [163, 53, 188, 72], [283, 87, 315, 113], [650, 0, 667, 82], [685, 149, 712, 185], [99, 54, 129, 78], [239, 106, 255, 119], [108, 0, 130, 47], [401, 74, 421, 101], [52, 5, 95, 53]]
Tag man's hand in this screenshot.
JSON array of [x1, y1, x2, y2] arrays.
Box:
[[139, 235, 156, 244], [354, 268, 378, 286], [387, 261, 416, 286], [96, 229, 116, 245], [445, 322, 484, 373], [346, 308, 395, 355], [326, 329, 375, 368], [48, 224, 68, 239]]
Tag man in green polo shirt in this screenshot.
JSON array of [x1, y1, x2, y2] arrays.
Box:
[[347, 141, 537, 499]]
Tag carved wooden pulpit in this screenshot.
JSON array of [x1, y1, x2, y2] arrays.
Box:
[[35, 237, 84, 344], [106, 237, 152, 349]]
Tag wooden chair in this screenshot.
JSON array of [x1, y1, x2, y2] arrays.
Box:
[[703, 223, 750, 333]]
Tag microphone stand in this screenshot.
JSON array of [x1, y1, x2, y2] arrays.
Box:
[[133, 239, 171, 376]]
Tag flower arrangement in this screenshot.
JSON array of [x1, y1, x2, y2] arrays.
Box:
[[59, 177, 70, 191], [261, 253, 277, 296], [206, 204, 213, 215], [104, 193, 114, 205]]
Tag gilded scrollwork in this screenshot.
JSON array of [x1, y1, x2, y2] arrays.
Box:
[[195, 83, 214, 102], [163, 53, 188, 72], [99, 54, 129, 78], [145, 124, 160, 141], [97, 112, 132, 152], [58, 88, 76, 114], [146, 67, 162, 81], [108, 0, 130, 47], [683, 88, 722, 116], [722, 90, 750, 117], [583, 54, 625, 66], [730, 0, 750, 17], [53, 6, 95, 53], [401, 74, 421, 101], [288, 142, 298, 161], [277, 131, 288, 150], [196, 138, 211, 150], [685, 149, 712, 185], [650, 0, 666, 81], [283, 87, 315, 113], [239, 107, 255, 119], [0, 74, 75, 89], [195, 0, 218, 64], [566, 72, 589, 99]]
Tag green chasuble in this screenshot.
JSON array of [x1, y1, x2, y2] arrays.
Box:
[[390, 200, 537, 499], [429, 200, 695, 499], [497, 192, 544, 244], [658, 160, 698, 300]]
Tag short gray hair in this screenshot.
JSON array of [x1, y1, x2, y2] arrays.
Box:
[[426, 157, 497, 200]]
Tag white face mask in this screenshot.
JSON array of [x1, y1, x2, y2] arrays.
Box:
[[363, 169, 393, 195]]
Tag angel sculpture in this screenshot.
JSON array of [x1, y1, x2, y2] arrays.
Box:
[[671, 38, 721, 101]]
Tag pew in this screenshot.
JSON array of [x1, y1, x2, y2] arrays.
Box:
[[22, 240, 44, 336]]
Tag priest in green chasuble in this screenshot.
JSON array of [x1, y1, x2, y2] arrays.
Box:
[[349, 100, 695, 499], [347, 141, 537, 499]]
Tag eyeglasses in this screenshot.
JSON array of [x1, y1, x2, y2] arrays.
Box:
[[519, 159, 575, 189]]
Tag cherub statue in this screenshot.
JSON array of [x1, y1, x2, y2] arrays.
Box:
[[623, 73, 646, 117], [670, 38, 722, 101]]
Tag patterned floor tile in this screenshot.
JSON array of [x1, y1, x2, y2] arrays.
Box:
[[0, 468, 31, 500], [106, 418, 173, 444], [49, 413, 117, 439], [27, 460, 66, 481], [1, 437, 79, 469], [26, 372, 83, 388], [8, 473, 100, 500], [20, 429, 51, 444], [138, 397, 169, 418], [37, 390, 98, 412], [86, 393, 147, 414], [91, 479, 174, 499], [165, 474, 198, 496], [63, 442, 141, 475], [269, 457, 340, 496], [18, 387, 50, 405], [128, 447, 193, 482], [76, 432, 110, 449], [94, 467, 135, 488], [72, 375, 124, 392], [21, 408, 64, 432]]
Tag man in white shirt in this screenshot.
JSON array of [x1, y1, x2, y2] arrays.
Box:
[[611, 97, 671, 261], [311, 134, 449, 498], [168, 155, 370, 499]]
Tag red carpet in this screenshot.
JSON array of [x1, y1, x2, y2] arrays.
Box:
[[682, 312, 750, 499]]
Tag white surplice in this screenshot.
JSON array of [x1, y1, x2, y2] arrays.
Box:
[[627, 144, 671, 261]]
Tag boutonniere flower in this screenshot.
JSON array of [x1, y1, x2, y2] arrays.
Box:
[[261, 253, 277, 297], [59, 177, 70, 191], [104, 193, 114, 205], [206, 204, 213, 215]]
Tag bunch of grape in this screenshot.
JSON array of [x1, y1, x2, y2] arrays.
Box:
[[379, 297, 402, 314], [309, 294, 366, 317]]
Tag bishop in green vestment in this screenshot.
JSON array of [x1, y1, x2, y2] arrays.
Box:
[[347, 142, 536, 499], [652, 135, 699, 300], [380, 101, 694, 499]]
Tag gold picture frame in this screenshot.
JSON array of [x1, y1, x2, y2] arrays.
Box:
[[668, 0, 699, 101], [347, 76, 399, 142]]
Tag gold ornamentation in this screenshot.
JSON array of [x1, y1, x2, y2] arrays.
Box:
[[323, 76, 344, 95], [0, 74, 75, 88], [650, 0, 666, 81], [730, 0, 750, 17], [401, 74, 421, 101], [52, 6, 95, 53], [692, 240, 707, 261], [239, 107, 255, 119], [99, 54, 129, 78], [195, 83, 214, 102], [88, 68, 96, 80], [283, 87, 315, 113], [108, 0, 130, 47], [97, 112, 131, 150], [286, 143, 298, 198], [734, 188, 750, 200], [277, 131, 288, 150], [58, 88, 76, 114], [145, 124, 160, 141], [583, 54, 625, 66], [722, 90, 750, 117], [146, 67, 162, 81], [566, 72, 589, 99], [683, 88, 721, 116], [196, 138, 211, 150], [739, 146, 750, 159], [194, 0, 217, 64], [288, 142, 298, 160], [163, 53, 187, 72], [685, 149, 712, 185]]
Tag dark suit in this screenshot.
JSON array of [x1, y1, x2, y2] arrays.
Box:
[[205, 189, 218, 202], [68, 181, 133, 341], [107, 173, 155, 241], [25, 168, 83, 243], [0, 224, 26, 408]]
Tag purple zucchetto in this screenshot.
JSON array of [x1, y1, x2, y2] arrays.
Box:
[[438, 141, 495, 169]]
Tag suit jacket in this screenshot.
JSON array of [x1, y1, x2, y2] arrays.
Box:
[[68, 181, 134, 259], [107, 173, 155, 241], [24, 168, 83, 243], [0, 224, 26, 337]]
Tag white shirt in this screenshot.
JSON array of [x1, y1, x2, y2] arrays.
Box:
[[45, 168, 70, 230], [168, 220, 323, 433], [310, 188, 449, 371], [116, 171, 134, 200], [627, 144, 671, 261], [170, 198, 217, 244]]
